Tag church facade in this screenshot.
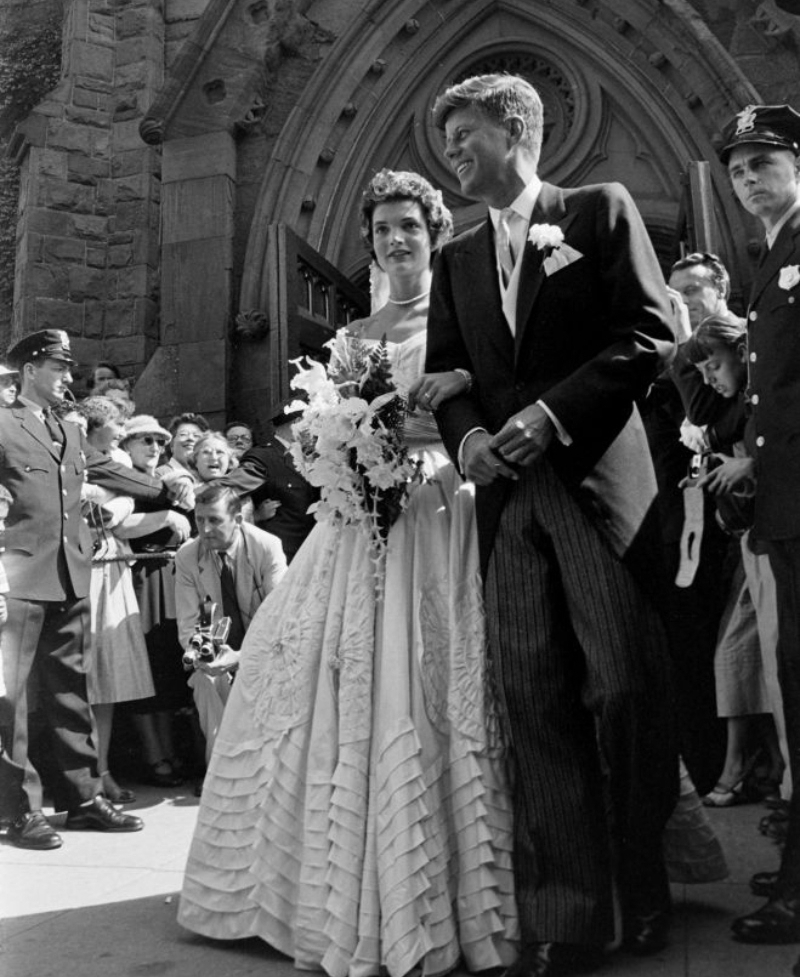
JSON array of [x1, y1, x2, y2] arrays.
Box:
[[3, 0, 800, 431]]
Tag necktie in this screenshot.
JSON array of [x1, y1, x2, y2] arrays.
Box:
[[219, 552, 246, 650], [496, 208, 516, 286], [42, 408, 64, 447]]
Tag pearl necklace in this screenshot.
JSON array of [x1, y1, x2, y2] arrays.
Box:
[[387, 289, 430, 306]]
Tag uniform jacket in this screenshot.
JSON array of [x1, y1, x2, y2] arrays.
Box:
[[745, 205, 800, 539], [0, 404, 92, 600], [426, 181, 676, 579], [174, 521, 287, 651]]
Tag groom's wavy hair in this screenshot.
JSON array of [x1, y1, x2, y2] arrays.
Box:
[[432, 73, 544, 163], [359, 169, 453, 263]]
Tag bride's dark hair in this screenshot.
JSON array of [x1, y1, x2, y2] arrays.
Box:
[[359, 169, 453, 258]]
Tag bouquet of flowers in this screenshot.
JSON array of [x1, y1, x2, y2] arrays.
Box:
[[285, 328, 424, 565]]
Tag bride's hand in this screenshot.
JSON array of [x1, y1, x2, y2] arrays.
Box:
[[408, 370, 471, 412]]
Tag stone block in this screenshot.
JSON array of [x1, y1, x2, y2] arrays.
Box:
[[116, 264, 149, 298], [113, 173, 150, 203], [111, 148, 155, 178], [112, 119, 150, 154], [108, 244, 133, 268], [161, 175, 235, 243], [68, 266, 111, 302], [86, 246, 107, 269], [34, 297, 85, 334], [35, 148, 68, 180], [96, 179, 115, 213], [161, 237, 232, 344], [39, 177, 96, 214], [166, 0, 209, 23], [111, 199, 149, 232], [67, 154, 110, 186], [116, 36, 162, 67], [41, 236, 86, 263], [27, 263, 70, 299], [73, 214, 111, 240], [27, 209, 75, 237], [72, 86, 102, 110], [117, 7, 148, 39], [65, 104, 111, 129], [103, 333, 148, 365], [104, 298, 138, 335], [137, 296, 160, 338], [161, 132, 236, 184], [46, 120, 93, 155], [90, 129, 111, 158], [88, 10, 115, 43], [73, 75, 113, 95], [133, 344, 180, 419], [114, 61, 152, 91], [68, 41, 114, 81], [178, 341, 227, 414], [83, 302, 105, 339]]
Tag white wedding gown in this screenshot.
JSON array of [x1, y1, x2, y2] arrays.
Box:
[[178, 330, 518, 977]]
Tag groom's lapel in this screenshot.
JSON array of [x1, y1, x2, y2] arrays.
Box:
[[514, 183, 573, 358]]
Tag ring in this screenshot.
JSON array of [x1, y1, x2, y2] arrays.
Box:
[[425, 392, 432, 401], [523, 428, 534, 439]]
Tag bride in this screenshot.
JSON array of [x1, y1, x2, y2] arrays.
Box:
[[178, 169, 518, 977]]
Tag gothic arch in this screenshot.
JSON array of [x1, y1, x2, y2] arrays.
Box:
[[239, 0, 762, 311]]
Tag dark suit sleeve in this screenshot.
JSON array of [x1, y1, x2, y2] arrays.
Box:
[[212, 448, 271, 497], [536, 184, 676, 443], [426, 249, 490, 463], [85, 443, 168, 502]]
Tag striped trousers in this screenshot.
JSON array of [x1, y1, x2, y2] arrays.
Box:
[[485, 460, 678, 947]]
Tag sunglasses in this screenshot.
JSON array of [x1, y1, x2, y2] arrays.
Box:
[[134, 435, 167, 446]]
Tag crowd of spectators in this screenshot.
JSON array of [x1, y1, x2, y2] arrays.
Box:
[[0, 347, 315, 828]]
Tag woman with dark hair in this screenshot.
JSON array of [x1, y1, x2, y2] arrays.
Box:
[[179, 171, 517, 975], [163, 412, 210, 482]]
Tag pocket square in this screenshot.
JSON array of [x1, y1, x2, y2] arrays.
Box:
[[543, 243, 583, 276]]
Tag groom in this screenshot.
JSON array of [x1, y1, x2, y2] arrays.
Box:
[[426, 74, 679, 977]]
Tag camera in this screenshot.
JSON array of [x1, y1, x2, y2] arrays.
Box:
[[182, 599, 231, 669]]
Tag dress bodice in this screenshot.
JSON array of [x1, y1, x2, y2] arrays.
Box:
[[371, 330, 440, 448]]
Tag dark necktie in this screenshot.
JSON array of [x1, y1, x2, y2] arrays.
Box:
[[219, 552, 246, 650], [43, 408, 64, 448]]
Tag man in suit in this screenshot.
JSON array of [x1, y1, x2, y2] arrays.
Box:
[[713, 104, 800, 947], [0, 330, 144, 848], [215, 402, 318, 563], [425, 74, 678, 976], [175, 484, 287, 751]]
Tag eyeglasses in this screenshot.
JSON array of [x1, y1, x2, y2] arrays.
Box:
[[135, 435, 167, 446], [226, 434, 253, 444]]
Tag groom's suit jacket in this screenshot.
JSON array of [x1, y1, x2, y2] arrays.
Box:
[[743, 205, 800, 541], [426, 181, 676, 583]]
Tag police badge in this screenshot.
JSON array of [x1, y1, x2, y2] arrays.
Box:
[[735, 105, 758, 135]]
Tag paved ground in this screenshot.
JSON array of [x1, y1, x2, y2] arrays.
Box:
[[0, 783, 797, 977]]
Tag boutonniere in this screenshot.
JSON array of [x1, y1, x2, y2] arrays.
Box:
[[778, 264, 800, 291], [527, 224, 564, 251], [528, 224, 584, 276]]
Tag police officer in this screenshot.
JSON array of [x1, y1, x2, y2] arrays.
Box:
[[0, 330, 143, 848], [717, 105, 800, 945]]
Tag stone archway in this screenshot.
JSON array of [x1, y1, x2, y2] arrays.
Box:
[[239, 0, 762, 319]]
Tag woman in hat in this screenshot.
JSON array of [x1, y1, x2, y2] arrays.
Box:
[[0, 364, 19, 407], [116, 414, 193, 788]]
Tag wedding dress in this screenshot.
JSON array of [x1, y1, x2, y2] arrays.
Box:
[[178, 330, 519, 977]]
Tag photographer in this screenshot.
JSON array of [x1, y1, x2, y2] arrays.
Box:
[[174, 485, 287, 757]]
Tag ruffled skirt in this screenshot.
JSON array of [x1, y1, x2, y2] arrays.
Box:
[[179, 452, 518, 976]]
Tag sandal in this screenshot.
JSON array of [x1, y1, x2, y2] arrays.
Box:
[[702, 781, 746, 807], [142, 759, 183, 788], [100, 771, 137, 805]]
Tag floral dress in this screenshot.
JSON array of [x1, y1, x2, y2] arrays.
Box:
[[178, 330, 518, 977]]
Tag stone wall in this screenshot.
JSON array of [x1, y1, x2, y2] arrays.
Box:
[[7, 0, 165, 386]]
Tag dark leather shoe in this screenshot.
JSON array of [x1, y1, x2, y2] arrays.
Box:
[[505, 942, 604, 977], [6, 811, 62, 850], [751, 870, 780, 899], [732, 898, 800, 944], [66, 795, 143, 832], [622, 909, 671, 955]]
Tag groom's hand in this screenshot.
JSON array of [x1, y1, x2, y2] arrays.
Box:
[[463, 431, 518, 485], [491, 404, 554, 468]]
